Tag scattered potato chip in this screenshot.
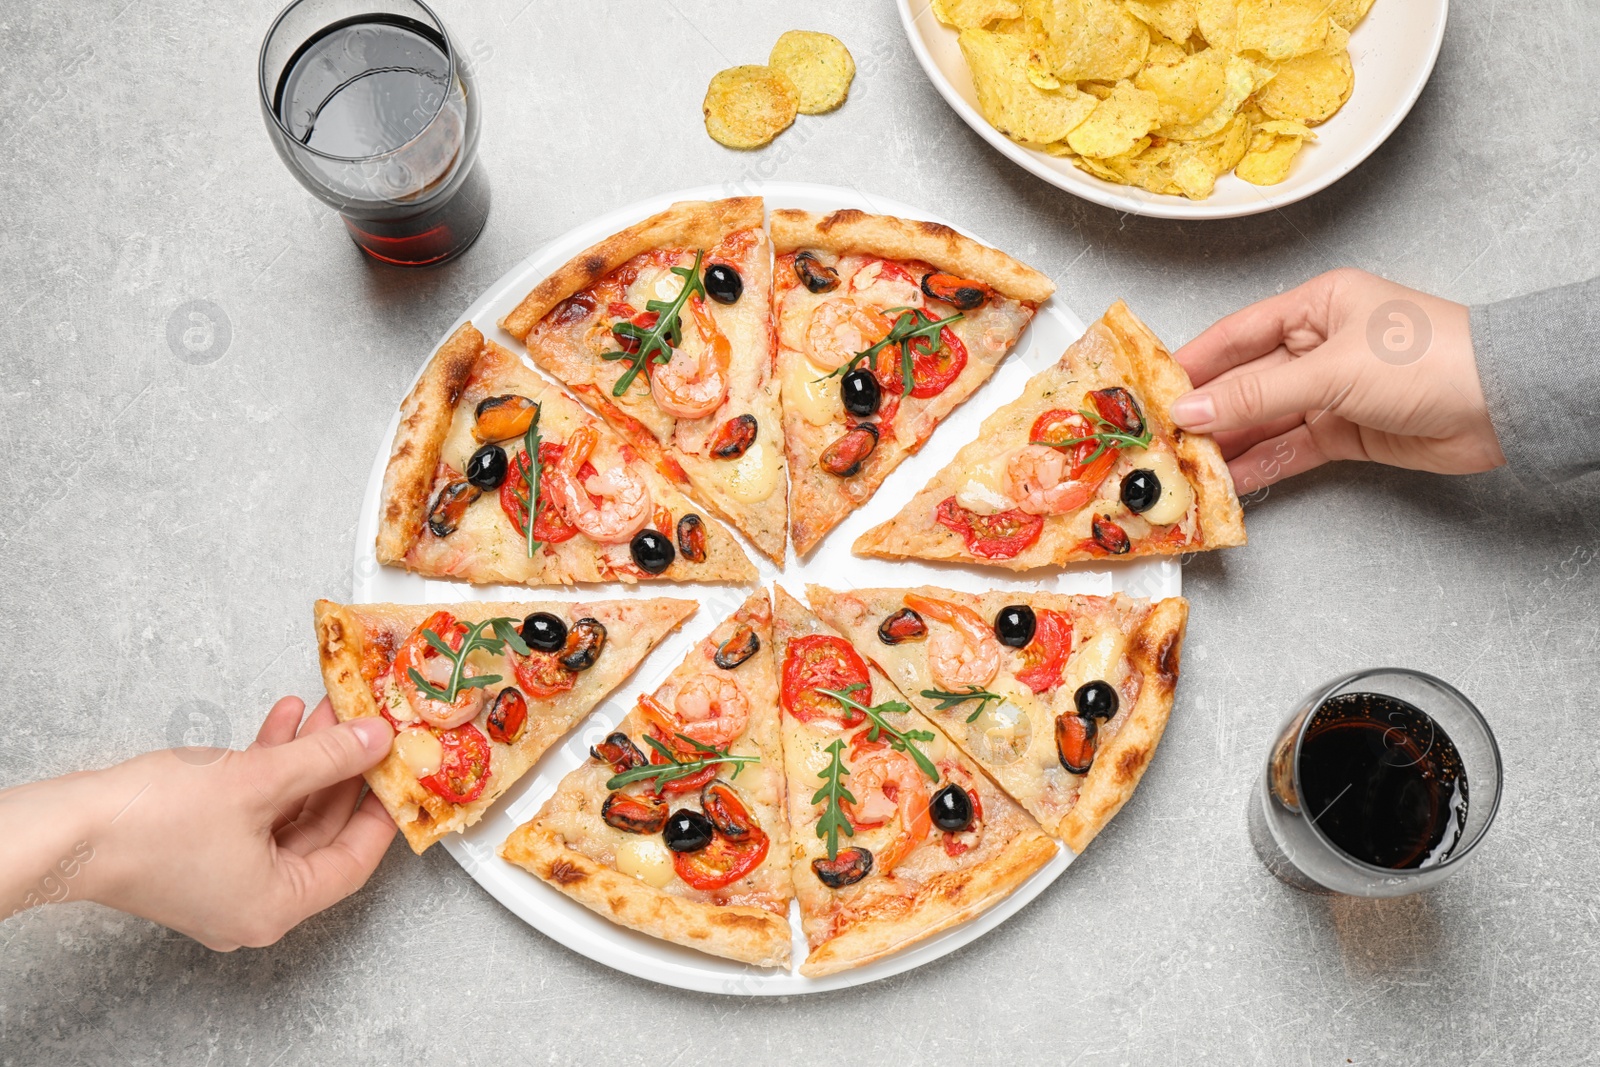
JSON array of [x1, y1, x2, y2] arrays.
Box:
[[1026, 0, 1149, 81], [768, 31, 855, 115], [1328, 0, 1376, 31], [703, 65, 800, 149], [1124, 0, 1198, 47], [1066, 79, 1160, 158], [1235, 121, 1313, 185], [1236, 0, 1337, 60], [962, 29, 1100, 144], [932, 0, 1024, 29], [1255, 48, 1353, 124], [1194, 0, 1238, 49]]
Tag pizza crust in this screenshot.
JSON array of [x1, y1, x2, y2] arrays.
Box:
[[499, 824, 792, 968], [770, 208, 1055, 303], [315, 597, 696, 854], [1057, 596, 1187, 853], [501, 197, 765, 341]]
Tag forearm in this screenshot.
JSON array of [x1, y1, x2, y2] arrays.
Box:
[[1471, 276, 1600, 488], [0, 772, 106, 918]]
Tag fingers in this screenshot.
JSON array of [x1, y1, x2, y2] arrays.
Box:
[[1212, 412, 1305, 461], [1173, 272, 1341, 386], [254, 715, 393, 805], [275, 775, 367, 856], [280, 792, 397, 920], [294, 698, 338, 739], [1170, 353, 1350, 435], [1226, 424, 1336, 493], [253, 696, 306, 748]]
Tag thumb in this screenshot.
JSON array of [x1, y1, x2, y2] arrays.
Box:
[[254, 715, 393, 804], [1169, 351, 1348, 434]]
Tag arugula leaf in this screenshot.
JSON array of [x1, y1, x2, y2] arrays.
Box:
[[815, 685, 940, 782], [514, 404, 544, 559], [812, 738, 855, 862], [600, 250, 707, 397], [603, 732, 759, 791], [821, 307, 964, 397], [405, 616, 527, 704], [921, 685, 1006, 723], [1032, 405, 1153, 465]]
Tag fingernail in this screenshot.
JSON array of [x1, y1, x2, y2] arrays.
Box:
[[351, 718, 392, 752], [1170, 392, 1215, 428]]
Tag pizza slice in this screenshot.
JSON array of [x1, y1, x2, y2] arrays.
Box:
[[500, 591, 793, 967], [772, 586, 1057, 977], [314, 596, 695, 853], [807, 584, 1186, 852], [771, 208, 1055, 556], [375, 322, 755, 585], [854, 301, 1246, 568], [500, 198, 787, 562]]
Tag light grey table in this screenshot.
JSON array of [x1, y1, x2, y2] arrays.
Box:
[[3, 1, 1597, 1063]]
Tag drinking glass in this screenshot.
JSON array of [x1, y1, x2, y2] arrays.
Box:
[[258, 0, 489, 265], [1247, 668, 1502, 896]]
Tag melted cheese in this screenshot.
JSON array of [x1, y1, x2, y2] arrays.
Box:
[[616, 837, 676, 888], [394, 727, 443, 779], [1063, 627, 1130, 695], [720, 437, 782, 503], [1129, 447, 1195, 526], [782, 357, 844, 427], [953, 452, 1014, 515]]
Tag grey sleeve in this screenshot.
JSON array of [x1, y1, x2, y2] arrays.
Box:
[[1470, 276, 1600, 490]]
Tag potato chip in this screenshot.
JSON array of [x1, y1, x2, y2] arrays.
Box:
[[1066, 79, 1160, 158], [1124, 0, 1198, 47], [1255, 47, 1353, 124], [932, 0, 1024, 29], [961, 29, 1100, 144], [1025, 0, 1149, 80], [1234, 119, 1314, 184], [703, 65, 800, 149], [1328, 0, 1375, 31], [1158, 53, 1273, 140], [1235, 0, 1337, 60], [1195, 0, 1238, 49], [1145, 35, 1190, 67], [1134, 48, 1229, 129], [768, 31, 855, 115]]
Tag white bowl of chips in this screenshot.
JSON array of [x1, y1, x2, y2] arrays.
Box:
[[897, 0, 1448, 219]]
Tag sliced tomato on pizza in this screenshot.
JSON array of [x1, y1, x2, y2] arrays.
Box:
[[375, 322, 755, 585], [771, 209, 1055, 556], [854, 301, 1246, 568], [771, 586, 1057, 978], [500, 591, 793, 967], [314, 597, 695, 853], [807, 584, 1187, 853], [500, 198, 788, 562]]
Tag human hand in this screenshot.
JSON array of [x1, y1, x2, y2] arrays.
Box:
[[1168, 269, 1506, 493], [29, 697, 396, 950]]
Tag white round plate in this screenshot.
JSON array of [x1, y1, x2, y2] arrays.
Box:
[[352, 181, 1181, 994], [896, 0, 1448, 220]]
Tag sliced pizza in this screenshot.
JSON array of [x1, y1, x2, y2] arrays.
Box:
[[500, 590, 792, 967], [500, 198, 787, 562], [807, 584, 1186, 853], [772, 586, 1057, 977], [771, 208, 1055, 556], [854, 301, 1246, 568], [375, 322, 755, 585], [314, 596, 695, 853]]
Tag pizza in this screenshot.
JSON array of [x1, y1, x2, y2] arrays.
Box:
[[500, 591, 793, 967], [375, 322, 755, 585], [807, 584, 1186, 852], [771, 586, 1057, 977], [771, 208, 1055, 556], [500, 198, 788, 562], [855, 301, 1245, 567], [315, 597, 695, 853]]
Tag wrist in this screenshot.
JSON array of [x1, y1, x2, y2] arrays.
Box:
[[0, 771, 108, 918]]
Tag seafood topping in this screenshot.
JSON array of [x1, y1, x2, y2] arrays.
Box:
[[427, 478, 480, 538], [676, 513, 708, 563], [559, 618, 607, 671], [919, 272, 990, 311], [713, 623, 761, 670], [473, 394, 538, 442], [794, 250, 840, 293], [877, 607, 928, 645], [709, 414, 758, 460], [602, 791, 669, 835], [591, 731, 646, 773], [819, 423, 879, 477], [812, 846, 873, 888]]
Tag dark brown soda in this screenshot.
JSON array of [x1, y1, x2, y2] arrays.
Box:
[[1298, 693, 1469, 870]]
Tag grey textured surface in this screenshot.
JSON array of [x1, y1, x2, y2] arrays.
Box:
[[3, 0, 1599, 1063]]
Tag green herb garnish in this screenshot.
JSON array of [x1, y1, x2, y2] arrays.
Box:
[[1032, 406, 1153, 465], [600, 249, 707, 397], [921, 686, 1006, 723], [812, 738, 855, 862], [514, 404, 544, 559], [406, 617, 531, 705], [815, 684, 940, 782], [604, 733, 758, 791], [820, 307, 965, 397]]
